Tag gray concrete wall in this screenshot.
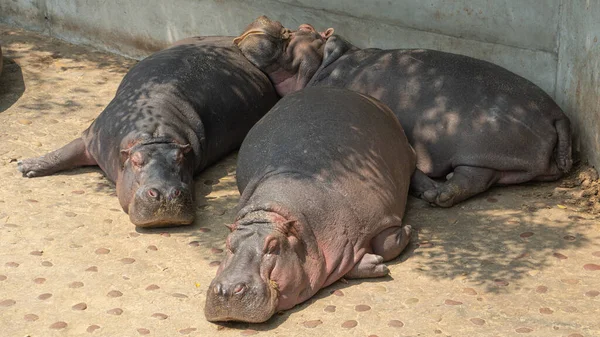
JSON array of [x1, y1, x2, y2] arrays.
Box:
[[0, 0, 559, 95], [0, 0, 598, 168], [555, 1, 600, 169]]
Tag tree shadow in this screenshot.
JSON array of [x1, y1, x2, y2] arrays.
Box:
[[0, 57, 25, 112]]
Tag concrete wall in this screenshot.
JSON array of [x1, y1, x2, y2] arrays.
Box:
[[0, 0, 598, 168], [555, 1, 600, 169]]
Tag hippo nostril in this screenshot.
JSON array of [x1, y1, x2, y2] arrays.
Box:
[[214, 283, 223, 296], [171, 188, 181, 198], [147, 188, 159, 199], [233, 283, 247, 295]]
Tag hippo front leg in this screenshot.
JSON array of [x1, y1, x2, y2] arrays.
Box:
[[345, 225, 412, 279], [18, 138, 97, 177], [345, 253, 389, 279], [418, 166, 501, 207]]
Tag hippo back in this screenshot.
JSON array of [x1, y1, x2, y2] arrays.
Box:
[[310, 36, 569, 178], [236, 87, 416, 237], [83, 37, 279, 182]]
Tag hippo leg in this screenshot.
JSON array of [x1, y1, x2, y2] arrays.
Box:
[[345, 224, 412, 279], [410, 169, 440, 198], [372, 225, 412, 261], [422, 166, 500, 207], [345, 253, 389, 279], [18, 138, 97, 177]]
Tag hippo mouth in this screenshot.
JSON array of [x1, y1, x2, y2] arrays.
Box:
[[128, 188, 195, 228], [204, 276, 280, 323]]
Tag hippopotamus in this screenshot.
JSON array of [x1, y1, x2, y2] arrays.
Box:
[[18, 36, 279, 227], [233, 16, 573, 207], [205, 87, 415, 323]]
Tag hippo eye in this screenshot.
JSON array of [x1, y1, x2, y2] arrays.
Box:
[[130, 152, 145, 167]]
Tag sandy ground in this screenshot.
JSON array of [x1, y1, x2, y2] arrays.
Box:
[[1, 25, 599, 337]]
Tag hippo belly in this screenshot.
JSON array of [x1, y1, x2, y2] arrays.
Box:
[[18, 36, 279, 227], [205, 87, 415, 323]]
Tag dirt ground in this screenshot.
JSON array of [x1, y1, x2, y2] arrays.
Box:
[[1, 25, 599, 337]]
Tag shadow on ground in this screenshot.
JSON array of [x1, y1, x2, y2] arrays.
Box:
[[0, 57, 25, 112]]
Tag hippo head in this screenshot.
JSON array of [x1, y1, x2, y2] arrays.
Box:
[[205, 211, 320, 323], [117, 140, 195, 227], [234, 16, 334, 96]]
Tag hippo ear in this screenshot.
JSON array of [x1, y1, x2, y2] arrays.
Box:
[[263, 235, 280, 255], [321, 28, 334, 39], [120, 148, 131, 164], [224, 223, 237, 232], [177, 143, 192, 154], [233, 30, 266, 46]]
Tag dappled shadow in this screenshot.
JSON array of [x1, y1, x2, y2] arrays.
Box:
[[84, 36, 278, 183], [193, 85, 594, 326], [399, 187, 597, 293], [0, 57, 25, 112], [0, 24, 136, 121], [11, 32, 278, 227], [309, 35, 568, 181]]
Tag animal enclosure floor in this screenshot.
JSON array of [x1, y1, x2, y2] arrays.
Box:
[[1, 25, 599, 337]]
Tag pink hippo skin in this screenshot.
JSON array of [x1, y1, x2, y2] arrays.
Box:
[[204, 87, 415, 323], [18, 37, 278, 227], [233, 16, 572, 208]]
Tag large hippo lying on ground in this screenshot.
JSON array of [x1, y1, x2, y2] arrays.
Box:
[[205, 87, 415, 323], [18, 37, 279, 227], [234, 16, 573, 207]]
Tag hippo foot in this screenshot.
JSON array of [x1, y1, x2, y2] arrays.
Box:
[[18, 157, 57, 178], [345, 253, 389, 279], [416, 166, 501, 207], [17, 138, 97, 178], [422, 183, 461, 208]]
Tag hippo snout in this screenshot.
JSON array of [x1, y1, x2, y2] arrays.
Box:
[[128, 183, 194, 228], [205, 275, 278, 323]]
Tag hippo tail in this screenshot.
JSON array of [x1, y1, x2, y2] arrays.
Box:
[[554, 117, 573, 173]]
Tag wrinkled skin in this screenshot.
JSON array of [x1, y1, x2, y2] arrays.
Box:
[[205, 87, 415, 323], [234, 16, 573, 207], [18, 37, 279, 227], [0, 44, 3, 76]]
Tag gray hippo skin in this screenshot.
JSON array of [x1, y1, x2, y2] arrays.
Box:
[[0, 43, 3, 76], [18, 37, 279, 227], [234, 16, 573, 207], [205, 87, 415, 323]]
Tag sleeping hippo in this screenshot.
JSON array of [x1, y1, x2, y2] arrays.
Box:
[[205, 87, 415, 323], [18, 36, 279, 227], [233, 16, 573, 207]]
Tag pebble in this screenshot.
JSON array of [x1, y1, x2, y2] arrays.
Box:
[[72, 302, 87, 310], [179, 328, 197, 334], [0, 299, 16, 307], [151, 313, 168, 320], [50, 321, 68, 329], [470, 318, 485, 325], [583, 264, 600, 271], [87, 325, 101, 333], [303, 320, 322, 328], [355, 304, 371, 312], [107, 290, 123, 297], [24, 314, 39, 321], [388, 320, 404, 328], [107, 308, 123, 315], [341, 320, 358, 329], [324, 305, 336, 312]]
